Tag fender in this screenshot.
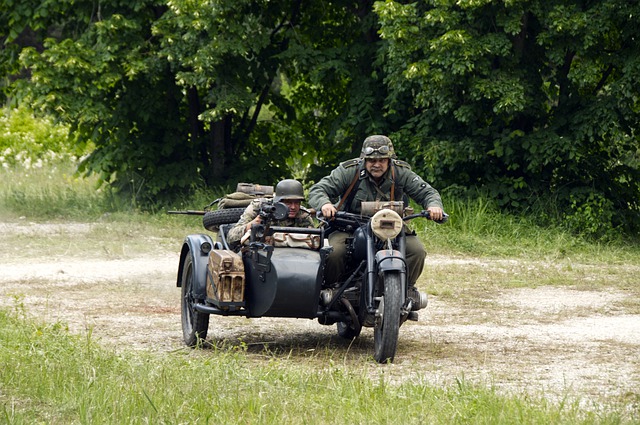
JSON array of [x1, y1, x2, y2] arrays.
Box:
[[176, 234, 214, 301], [375, 249, 406, 273]]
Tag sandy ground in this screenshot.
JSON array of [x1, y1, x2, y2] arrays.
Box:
[[1, 221, 639, 412]]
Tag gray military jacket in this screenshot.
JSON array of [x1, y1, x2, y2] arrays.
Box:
[[227, 199, 315, 244], [308, 158, 443, 214]]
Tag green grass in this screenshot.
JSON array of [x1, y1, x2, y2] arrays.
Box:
[[0, 308, 629, 425], [0, 163, 109, 220]]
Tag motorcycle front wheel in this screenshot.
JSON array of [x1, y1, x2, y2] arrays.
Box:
[[373, 271, 402, 363]]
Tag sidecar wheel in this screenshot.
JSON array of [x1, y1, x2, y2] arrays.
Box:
[[180, 254, 210, 347], [373, 271, 402, 363], [203, 208, 246, 231]]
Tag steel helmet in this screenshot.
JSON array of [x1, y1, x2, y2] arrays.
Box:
[[274, 179, 305, 202], [360, 135, 397, 159]]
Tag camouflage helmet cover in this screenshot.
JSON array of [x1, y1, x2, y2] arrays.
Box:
[[274, 179, 305, 202], [360, 135, 396, 159]]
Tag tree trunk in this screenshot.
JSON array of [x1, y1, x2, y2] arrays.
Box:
[[208, 116, 232, 183]]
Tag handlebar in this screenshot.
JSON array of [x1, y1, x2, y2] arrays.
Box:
[[316, 210, 368, 228], [317, 209, 449, 228], [403, 210, 449, 224]]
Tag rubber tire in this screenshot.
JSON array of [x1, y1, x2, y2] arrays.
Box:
[[373, 271, 402, 363], [180, 254, 210, 347], [203, 208, 245, 231]]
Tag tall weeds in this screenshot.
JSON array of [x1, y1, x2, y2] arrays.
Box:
[[0, 162, 111, 219], [417, 195, 637, 262]]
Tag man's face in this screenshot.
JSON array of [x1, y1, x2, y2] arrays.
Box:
[[365, 158, 390, 179], [281, 199, 301, 218]]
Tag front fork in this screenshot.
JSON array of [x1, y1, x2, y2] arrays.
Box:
[[365, 231, 407, 314]]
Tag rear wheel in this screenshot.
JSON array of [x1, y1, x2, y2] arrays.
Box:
[[373, 271, 402, 363], [181, 253, 210, 346]]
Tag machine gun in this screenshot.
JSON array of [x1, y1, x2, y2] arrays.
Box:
[[167, 198, 220, 216], [249, 201, 289, 242], [258, 201, 288, 221]]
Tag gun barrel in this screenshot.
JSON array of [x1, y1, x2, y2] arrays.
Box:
[[167, 210, 206, 215]]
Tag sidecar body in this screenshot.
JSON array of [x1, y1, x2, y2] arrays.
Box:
[[176, 225, 329, 320]]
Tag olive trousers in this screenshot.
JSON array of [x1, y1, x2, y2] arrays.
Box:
[[324, 231, 426, 287]]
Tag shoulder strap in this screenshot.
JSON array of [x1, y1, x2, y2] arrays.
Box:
[[336, 160, 398, 210], [336, 167, 362, 211], [390, 163, 395, 202]]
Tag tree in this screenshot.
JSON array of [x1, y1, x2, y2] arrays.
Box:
[[7, 0, 638, 235], [153, 0, 388, 185], [6, 0, 389, 204], [375, 0, 640, 234], [6, 0, 192, 205]]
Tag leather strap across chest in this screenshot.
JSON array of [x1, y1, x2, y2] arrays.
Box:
[[336, 162, 396, 211]]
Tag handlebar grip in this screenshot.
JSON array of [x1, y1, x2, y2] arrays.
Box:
[[436, 212, 449, 224]]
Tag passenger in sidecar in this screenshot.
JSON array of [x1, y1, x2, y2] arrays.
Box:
[[226, 179, 315, 248]]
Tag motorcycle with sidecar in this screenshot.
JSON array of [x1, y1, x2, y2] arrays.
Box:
[[175, 198, 447, 363]]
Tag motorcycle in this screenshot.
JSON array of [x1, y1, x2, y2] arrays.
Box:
[[175, 200, 447, 363]]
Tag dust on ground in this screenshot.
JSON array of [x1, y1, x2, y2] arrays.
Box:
[[1, 221, 639, 410]]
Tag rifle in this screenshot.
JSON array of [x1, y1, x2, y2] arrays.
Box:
[[167, 210, 207, 215], [166, 195, 225, 216]]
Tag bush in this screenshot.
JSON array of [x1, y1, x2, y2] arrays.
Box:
[[0, 107, 83, 169], [0, 107, 108, 218]]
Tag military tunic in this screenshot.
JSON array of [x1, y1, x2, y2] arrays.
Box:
[[308, 158, 443, 213], [308, 157, 442, 287], [227, 198, 315, 245]]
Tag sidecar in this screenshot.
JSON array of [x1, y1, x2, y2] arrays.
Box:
[[176, 223, 332, 346]]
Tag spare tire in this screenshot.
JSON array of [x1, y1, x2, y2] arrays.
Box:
[[203, 208, 245, 231]]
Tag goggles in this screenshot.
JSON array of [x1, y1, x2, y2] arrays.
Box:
[[363, 145, 391, 155]]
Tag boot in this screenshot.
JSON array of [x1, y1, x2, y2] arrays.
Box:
[[407, 285, 428, 311]]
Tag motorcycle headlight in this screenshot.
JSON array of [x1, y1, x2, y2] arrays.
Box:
[[370, 208, 403, 241]]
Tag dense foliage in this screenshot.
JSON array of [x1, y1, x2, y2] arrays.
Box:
[[1, 0, 638, 235], [376, 0, 640, 235], [1, 0, 386, 203]]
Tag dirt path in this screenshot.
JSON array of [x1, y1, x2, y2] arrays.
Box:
[[1, 221, 639, 410]]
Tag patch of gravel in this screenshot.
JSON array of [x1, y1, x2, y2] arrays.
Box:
[[500, 286, 626, 311], [0, 221, 95, 236]]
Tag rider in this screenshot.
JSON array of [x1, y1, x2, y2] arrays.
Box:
[[308, 135, 444, 303], [227, 179, 315, 246]]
